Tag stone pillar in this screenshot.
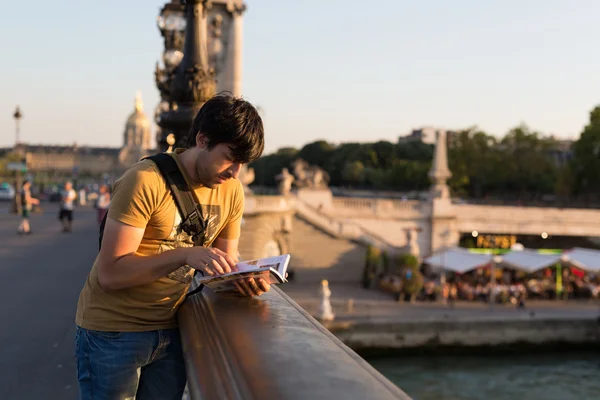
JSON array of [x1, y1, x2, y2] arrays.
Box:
[[428, 129, 451, 200], [226, 3, 246, 96], [427, 130, 459, 255]]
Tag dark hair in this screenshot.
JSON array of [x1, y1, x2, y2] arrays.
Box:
[[185, 93, 264, 163]]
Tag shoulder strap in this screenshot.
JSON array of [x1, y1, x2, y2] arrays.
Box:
[[145, 153, 207, 297], [144, 154, 207, 241]]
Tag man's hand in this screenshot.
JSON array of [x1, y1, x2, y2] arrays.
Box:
[[234, 277, 271, 297], [184, 247, 237, 276]]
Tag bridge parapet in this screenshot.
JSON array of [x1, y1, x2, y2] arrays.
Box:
[[243, 195, 295, 215], [178, 286, 411, 400], [330, 197, 425, 219], [455, 204, 600, 237]]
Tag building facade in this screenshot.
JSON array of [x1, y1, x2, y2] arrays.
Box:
[[5, 93, 154, 182]]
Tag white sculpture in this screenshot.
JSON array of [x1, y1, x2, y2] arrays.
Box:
[[291, 159, 329, 189], [275, 168, 295, 196], [319, 279, 335, 321], [406, 228, 420, 260]]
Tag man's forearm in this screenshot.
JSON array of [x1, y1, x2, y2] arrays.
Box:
[[98, 247, 189, 291]]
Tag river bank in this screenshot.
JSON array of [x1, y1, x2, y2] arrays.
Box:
[[283, 283, 600, 352]]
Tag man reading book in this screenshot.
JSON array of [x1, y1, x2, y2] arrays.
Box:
[[74, 94, 270, 400]]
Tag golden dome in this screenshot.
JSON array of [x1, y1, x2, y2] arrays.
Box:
[[126, 92, 150, 128]]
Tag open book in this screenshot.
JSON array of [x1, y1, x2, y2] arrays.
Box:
[[197, 254, 291, 293]]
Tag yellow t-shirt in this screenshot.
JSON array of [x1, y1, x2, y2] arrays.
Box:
[[75, 149, 244, 331]]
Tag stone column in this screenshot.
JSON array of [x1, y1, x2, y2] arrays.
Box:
[[226, 3, 246, 96], [427, 129, 459, 255]]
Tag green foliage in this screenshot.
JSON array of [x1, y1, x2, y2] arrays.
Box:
[[342, 161, 365, 185], [394, 253, 423, 297], [396, 253, 419, 269], [571, 106, 600, 197], [366, 245, 381, 265], [297, 140, 334, 168], [250, 105, 600, 201], [363, 245, 382, 288]]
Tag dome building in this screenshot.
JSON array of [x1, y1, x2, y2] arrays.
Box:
[[119, 92, 152, 167]]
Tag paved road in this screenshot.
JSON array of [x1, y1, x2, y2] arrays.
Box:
[[0, 202, 98, 399]]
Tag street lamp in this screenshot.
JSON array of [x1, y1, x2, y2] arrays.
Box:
[[155, 0, 186, 151], [13, 106, 22, 145], [157, 0, 217, 151], [157, 1, 186, 69]]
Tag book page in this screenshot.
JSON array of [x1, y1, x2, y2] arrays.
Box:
[[236, 254, 291, 277], [197, 254, 291, 284], [203, 269, 285, 293]]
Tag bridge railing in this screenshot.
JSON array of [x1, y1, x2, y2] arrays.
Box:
[[178, 286, 412, 400], [243, 195, 296, 215]]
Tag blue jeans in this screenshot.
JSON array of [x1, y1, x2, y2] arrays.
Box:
[[75, 326, 187, 400]]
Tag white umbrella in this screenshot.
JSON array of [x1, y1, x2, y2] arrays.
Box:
[[562, 247, 600, 272], [501, 249, 563, 273], [424, 247, 493, 273]]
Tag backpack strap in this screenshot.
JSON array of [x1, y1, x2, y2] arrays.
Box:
[[144, 153, 207, 243], [145, 153, 208, 298]]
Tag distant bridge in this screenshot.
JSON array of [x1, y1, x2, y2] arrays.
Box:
[[242, 192, 600, 259]]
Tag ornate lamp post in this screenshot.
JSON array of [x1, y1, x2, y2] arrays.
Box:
[[157, 0, 216, 151], [155, 0, 186, 151], [13, 106, 22, 146]]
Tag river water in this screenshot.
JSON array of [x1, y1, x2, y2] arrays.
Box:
[[368, 352, 600, 400]]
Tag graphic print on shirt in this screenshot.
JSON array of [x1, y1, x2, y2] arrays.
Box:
[[159, 204, 222, 283]]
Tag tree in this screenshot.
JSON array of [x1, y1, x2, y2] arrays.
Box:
[[297, 140, 334, 168], [394, 253, 423, 302], [499, 125, 558, 196], [341, 161, 365, 185], [571, 106, 600, 199], [249, 147, 298, 187], [372, 141, 395, 169], [447, 128, 498, 198]]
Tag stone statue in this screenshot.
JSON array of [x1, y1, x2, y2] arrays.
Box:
[[238, 164, 255, 195], [291, 159, 330, 189], [319, 279, 335, 321], [275, 168, 295, 196], [405, 228, 420, 260]]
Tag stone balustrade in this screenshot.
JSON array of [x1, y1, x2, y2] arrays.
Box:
[[243, 195, 296, 215], [330, 198, 423, 219], [455, 204, 600, 237]]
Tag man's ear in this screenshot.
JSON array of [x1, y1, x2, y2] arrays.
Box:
[[196, 133, 208, 149]]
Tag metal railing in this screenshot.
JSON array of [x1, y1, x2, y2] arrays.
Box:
[[178, 286, 411, 400]]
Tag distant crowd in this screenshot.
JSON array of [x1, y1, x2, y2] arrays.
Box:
[[12, 180, 112, 235]]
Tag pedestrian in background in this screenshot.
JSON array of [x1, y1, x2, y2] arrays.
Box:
[[95, 184, 111, 225], [59, 181, 77, 232], [17, 180, 39, 235]]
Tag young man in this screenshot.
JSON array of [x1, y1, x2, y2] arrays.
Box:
[[59, 181, 77, 232], [75, 94, 270, 400], [17, 180, 39, 235]]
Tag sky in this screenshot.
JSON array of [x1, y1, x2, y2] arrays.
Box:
[[1, 0, 599, 155]]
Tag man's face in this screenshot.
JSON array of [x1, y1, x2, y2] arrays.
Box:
[[65, 182, 72, 191], [194, 142, 243, 189]]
